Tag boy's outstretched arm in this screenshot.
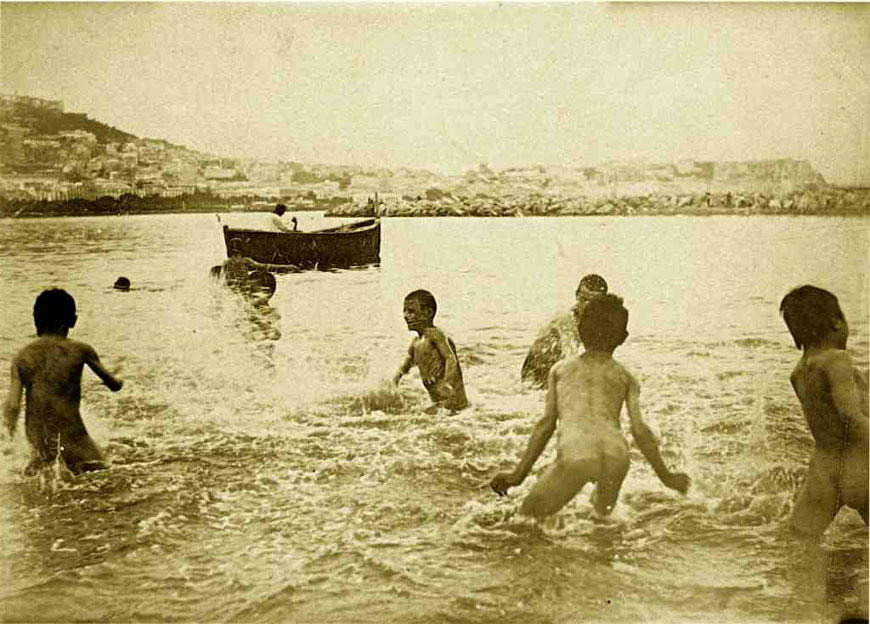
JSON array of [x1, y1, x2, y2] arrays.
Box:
[[393, 345, 414, 386], [625, 374, 690, 494], [491, 365, 559, 495], [84, 346, 123, 392], [3, 363, 23, 438]]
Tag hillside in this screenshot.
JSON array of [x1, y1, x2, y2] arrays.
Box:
[[28, 110, 137, 144], [0, 99, 137, 144]]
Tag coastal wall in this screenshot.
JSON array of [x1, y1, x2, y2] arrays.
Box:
[[326, 187, 870, 218], [2, 186, 868, 220]]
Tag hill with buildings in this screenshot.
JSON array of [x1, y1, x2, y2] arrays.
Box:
[[0, 93, 866, 218], [1, 95, 136, 146]]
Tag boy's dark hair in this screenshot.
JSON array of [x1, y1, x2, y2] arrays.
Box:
[[275, 204, 287, 216], [779, 285, 843, 349], [405, 289, 437, 317], [114, 276, 131, 291], [577, 273, 608, 296], [33, 288, 77, 335], [579, 293, 627, 351]]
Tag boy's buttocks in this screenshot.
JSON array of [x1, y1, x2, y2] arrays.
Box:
[[558, 425, 627, 463]]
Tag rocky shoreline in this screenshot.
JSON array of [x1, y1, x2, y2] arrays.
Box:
[[327, 187, 870, 218], [2, 186, 868, 220]]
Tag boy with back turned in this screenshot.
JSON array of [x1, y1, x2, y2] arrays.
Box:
[[491, 294, 689, 518], [779, 285, 868, 539], [3, 289, 123, 476]]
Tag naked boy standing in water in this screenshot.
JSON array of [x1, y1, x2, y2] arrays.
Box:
[[393, 289, 468, 412], [779, 285, 868, 538], [3, 289, 123, 476], [492, 294, 689, 517]]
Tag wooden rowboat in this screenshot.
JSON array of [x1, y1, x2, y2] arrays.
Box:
[[222, 218, 381, 269]]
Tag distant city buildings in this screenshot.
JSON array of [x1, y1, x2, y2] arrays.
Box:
[[0, 93, 830, 207]]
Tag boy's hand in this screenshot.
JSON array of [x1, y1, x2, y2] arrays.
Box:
[[662, 471, 691, 494], [490, 472, 524, 496], [106, 378, 124, 392]]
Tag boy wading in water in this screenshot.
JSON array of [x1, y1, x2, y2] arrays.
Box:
[[3, 289, 123, 476], [491, 294, 689, 518], [779, 285, 868, 538], [393, 289, 468, 412]]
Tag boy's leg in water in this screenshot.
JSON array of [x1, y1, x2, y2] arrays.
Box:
[[23, 436, 59, 477], [519, 456, 597, 519], [841, 445, 869, 525], [589, 450, 630, 517], [790, 454, 839, 540], [62, 433, 108, 475]]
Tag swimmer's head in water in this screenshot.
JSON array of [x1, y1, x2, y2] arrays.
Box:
[[114, 276, 131, 291], [403, 289, 437, 331], [780, 285, 845, 350], [579, 294, 628, 352], [33, 288, 77, 336]]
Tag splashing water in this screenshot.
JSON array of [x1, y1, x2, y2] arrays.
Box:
[[0, 213, 866, 622]]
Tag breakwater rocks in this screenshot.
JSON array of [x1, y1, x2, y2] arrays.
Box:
[[327, 188, 870, 218]]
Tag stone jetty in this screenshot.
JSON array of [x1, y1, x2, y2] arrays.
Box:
[[327, 187, 870, 218]]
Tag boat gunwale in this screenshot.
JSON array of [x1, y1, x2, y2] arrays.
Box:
[[223, 220, 379, 237]]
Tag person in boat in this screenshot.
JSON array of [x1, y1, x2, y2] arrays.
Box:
[[779, 285, 868, 539], [520, 274, 609, 389], [271, 204, 298, 233], [3, 289, 124, 477], [491, 294, 690, 518], [393, 289, 469, 413]]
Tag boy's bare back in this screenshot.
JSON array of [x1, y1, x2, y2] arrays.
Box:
[[16, 336, 97, 420], [6, 335, 121, 474], [552, 352, 631, 441]]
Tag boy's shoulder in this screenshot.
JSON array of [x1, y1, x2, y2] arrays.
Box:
[[803, 347, 851, 373], [608, 357, 636, 388], [422, 326, 450, 341], [15, 336, 53, 358], [20, 336, 94, 357], [557, 353, 632, 378]]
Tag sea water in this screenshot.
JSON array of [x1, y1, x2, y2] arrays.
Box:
[[0, 212, 867, 623]]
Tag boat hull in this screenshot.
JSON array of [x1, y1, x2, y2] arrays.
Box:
[[222, 219, 381, 269]]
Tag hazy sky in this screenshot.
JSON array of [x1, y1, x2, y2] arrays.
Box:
[[2, 2, 868, 183]]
